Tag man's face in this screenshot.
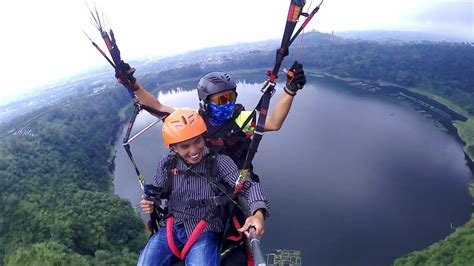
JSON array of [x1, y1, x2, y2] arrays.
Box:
[[172, 135, 206, 164]]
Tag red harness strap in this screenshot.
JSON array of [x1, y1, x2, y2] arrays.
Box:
[[226, 215, 243, 242], [166, 217, 208, 260], [247, 251, 255, 266]]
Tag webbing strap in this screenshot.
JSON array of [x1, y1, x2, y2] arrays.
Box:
[[226, 216, 243, 242], [167, 195, 228, 208], [166, 217, 208, 260]]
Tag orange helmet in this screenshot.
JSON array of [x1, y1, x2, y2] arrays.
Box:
[[162, 109, 207, 146]]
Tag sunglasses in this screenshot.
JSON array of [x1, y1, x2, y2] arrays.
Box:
[[207, 90, 237, 105]]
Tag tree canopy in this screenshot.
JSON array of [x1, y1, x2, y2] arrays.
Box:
[[0, 86, 147, 264]]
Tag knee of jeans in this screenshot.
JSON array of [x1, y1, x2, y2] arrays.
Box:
[[137, 230, 173, 266], [185, 232, 221, 265], [145, 232, 163, 249]]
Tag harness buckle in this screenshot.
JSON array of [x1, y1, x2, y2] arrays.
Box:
[[211, 196, 221, 206], [159, 199, 168, 210], [188, 197, 222, 208]]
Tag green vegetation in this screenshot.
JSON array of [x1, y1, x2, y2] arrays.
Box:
[[454, 118, 474, 160], [393, 218, 474, 265], [301, 35, 474, 113], [0, 86, 147, 264], [405, 87, 474, 160], [407, 88, 470, 118], [408, 88, 474, 159]]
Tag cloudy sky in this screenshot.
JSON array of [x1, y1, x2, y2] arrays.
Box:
[[0, 0, 472, 105]]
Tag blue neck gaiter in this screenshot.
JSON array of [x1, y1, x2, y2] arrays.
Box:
[[207, 102, 235, 126]]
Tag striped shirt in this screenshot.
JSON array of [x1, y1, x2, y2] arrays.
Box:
[[154, 147, 270, 237]]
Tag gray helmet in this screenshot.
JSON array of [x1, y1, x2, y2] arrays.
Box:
[[197, 72, 237, 101]]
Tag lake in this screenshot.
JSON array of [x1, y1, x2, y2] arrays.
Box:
[[113, 75, 472, 265]]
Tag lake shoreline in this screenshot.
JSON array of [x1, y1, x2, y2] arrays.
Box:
[[306, 70, 474, 218], [306, 69, 474, 168], [303, 70, 474, 264]]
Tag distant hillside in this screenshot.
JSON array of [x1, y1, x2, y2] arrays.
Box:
[[335, 30, 473, 43], [137, 31, 474, 115], [300, 32, 474, 112], [0, 71, 113, 124]]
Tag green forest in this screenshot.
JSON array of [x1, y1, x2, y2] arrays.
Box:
[[393, 217, 474, 265], [0, 88, 148, 264], [0, 32, 473, 265]]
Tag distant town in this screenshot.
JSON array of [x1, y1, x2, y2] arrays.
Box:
[[266, 250, 302, 266]]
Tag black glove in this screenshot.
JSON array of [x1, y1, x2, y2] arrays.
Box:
[[115, 60, 137, 87], [284, 61, 306, 96]]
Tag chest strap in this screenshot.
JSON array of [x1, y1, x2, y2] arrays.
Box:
[[167, 194, 233, 208]]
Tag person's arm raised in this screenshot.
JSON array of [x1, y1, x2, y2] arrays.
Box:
[[134, 83, 175, 114], [264, 92, 294, 131], [264, 61, 306, 131]]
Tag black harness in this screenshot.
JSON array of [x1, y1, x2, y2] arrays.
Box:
[[163, 152, 237, 217], [146, 151, 242, 225]]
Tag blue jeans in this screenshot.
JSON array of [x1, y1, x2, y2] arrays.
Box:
[[137, 224, 221, 266]]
